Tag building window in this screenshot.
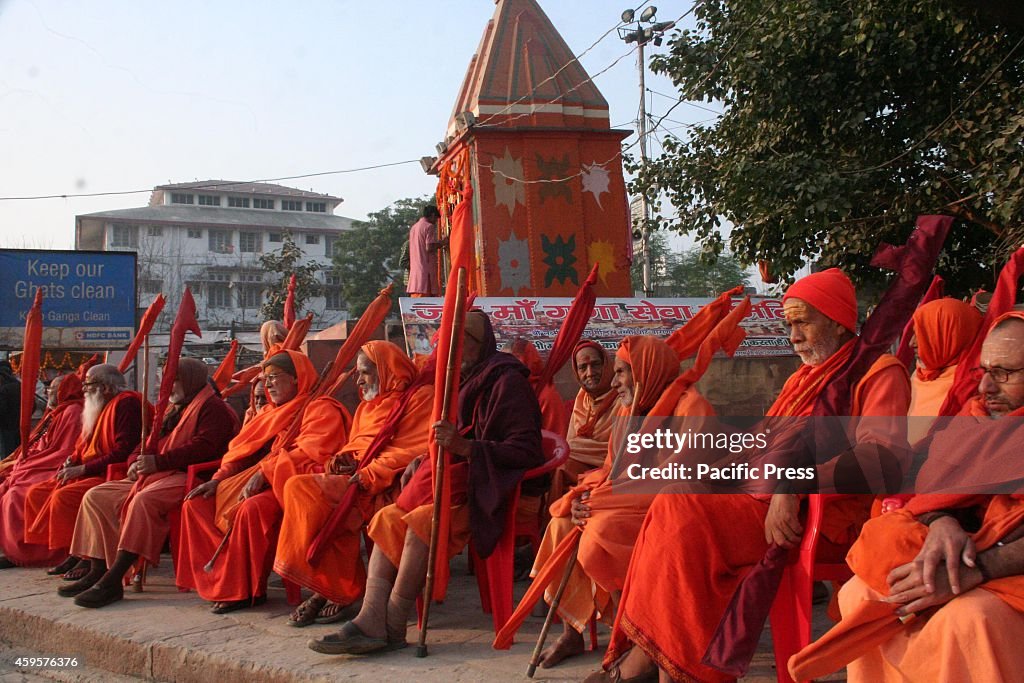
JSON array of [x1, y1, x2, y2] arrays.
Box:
[[237, 272, 263, 283], [282, 200, 302, 211], [208, 230, 233, 254], [254, 198, 274, 210], [207, 271, 231, 282], [208, 283, 232, 309], [146, 225, 163, 237], [239, 231, 261, 253], [306, 202, 326, 213], [325, 236, 339, 257], [139, 278, 162, 293], [198, 195, 220, 206], [110, 225, 138, 248], [268, 232, 283, 243], [305, 233, 320, 245], [187, 228, 203, 238], [228, 197, 250, 208], [325, 274, 344, 310], [237, 285, 262, 309], [171, 193, 194, 205]]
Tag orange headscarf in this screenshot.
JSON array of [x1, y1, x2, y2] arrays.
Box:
[[214, 349, 317, 476], [782, 267, 858, 332], [614, 336, 681, 415], [340, 340, 418, 459], [911, 298, 982, 381]]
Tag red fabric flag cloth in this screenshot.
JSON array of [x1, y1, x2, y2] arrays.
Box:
[[118, 294, 166, 373], [702, 216, 951, 677], [213, 340, 238, 391], [322, 284, 395, 395], [665, 285, 744, 360], [19, 290, 43, 452], [284, 274, 297, 329], [145, 288, 201, 454], [895, 275, 943, 371], [75, 354, 100, 381], [538, 262, 599, 388], [939, 244, 1024, 416], [448, 187, 475, 288]]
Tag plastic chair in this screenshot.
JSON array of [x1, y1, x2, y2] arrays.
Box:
[[768, 494, 854, 683], [470, 430, 570, 637]]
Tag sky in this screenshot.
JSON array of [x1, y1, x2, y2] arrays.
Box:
[[0, 0, 711, 252]]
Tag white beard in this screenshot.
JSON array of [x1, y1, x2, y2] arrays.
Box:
[[80, 392, 107, 441], [360, 382, 380, 402]]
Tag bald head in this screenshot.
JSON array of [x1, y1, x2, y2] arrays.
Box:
[[85, 364, 126, 396], [978, 317, 1024, 417]]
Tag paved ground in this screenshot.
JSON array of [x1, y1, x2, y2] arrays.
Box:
[[0, 555, 845, 682]]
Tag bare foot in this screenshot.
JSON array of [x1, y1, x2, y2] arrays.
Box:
[[539, 628, 585, 668]]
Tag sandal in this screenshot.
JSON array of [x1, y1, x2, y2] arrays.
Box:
[[211, 594, 267, 614], [308, 621, 391, 655], [288, 594, 327, 627], [582, 665, 658, 683], [313, 600, 359, 625], [47, 556, 77, 576], [62, 559, 91, 581]]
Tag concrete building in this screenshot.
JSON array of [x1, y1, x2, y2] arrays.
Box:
[[75, 181, 355, 330]]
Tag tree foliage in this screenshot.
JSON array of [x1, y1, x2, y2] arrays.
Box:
[[632, 232, 750, 296], [259, 231, 322, 321], [636, 0, 1024, 296], [331, 196, 431, 317]]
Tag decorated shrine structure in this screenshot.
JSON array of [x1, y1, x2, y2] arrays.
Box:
[[431, 0, 634, 297]]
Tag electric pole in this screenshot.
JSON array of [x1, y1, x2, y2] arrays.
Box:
[[619, 7, 675, 297]]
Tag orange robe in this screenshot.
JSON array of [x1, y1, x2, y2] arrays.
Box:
[[605, 353, 911, 683], [274, 343, 432, 604], [23, 392, 141, 553], [176, 350, 351, 603], [0, 397, 82, 565]]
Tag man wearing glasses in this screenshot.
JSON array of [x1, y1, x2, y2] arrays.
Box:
[[22, 364, 142, 583], [794, 310, 1024, 682]]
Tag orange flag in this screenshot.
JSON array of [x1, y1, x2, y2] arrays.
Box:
[[283, 274, 297, 329], [213, 340, 238, 391], [118, 294, 166, 373], [448, 187, 475, 290], [665, 285, 744, 360], [19, 289, 43, 453]]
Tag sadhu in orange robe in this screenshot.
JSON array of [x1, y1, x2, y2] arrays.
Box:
[[274, 341, 432, 605], [530, 336, 716, 633], [23, 390, 142, 554], [0, 375, 84, 566], [906, 298, 981, 444], [176, 350, 351, 603], [605, 269, 911, 683]]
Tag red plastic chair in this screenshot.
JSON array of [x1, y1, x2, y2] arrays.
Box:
[[768, 494, 854, 683], [470, 430, 570, 637]]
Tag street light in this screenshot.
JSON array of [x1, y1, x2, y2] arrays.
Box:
[[618, 7, 675, 296]]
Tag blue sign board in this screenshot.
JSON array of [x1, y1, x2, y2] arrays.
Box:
[[0, 249, 137, 349]]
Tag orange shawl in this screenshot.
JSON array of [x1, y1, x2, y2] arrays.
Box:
[[73, 392, 138, 464]]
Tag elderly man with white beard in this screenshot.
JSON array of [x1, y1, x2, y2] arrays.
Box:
[[64, 358, 239, 606], [23, 364, 143, 582]]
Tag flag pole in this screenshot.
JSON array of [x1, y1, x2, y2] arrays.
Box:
[[416, 268, 467, 658], [140, 335, 150, 455]]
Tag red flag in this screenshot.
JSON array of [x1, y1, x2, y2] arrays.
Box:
[[76, 353, 100, 381], [538, 263, 599, 388], [666, 285, 744, 360], [448, 187, 475, 289], [118, 294, 166, 373], [939, 245, 1024, 416], [281, 312, 313, 352], [283, 274, 297, 329], [145, 288, 201, 453], [895, 275, 944, 370], [213, 340, 238, 391], [19, 290, 43, 454], [323, 284, 394, 395]]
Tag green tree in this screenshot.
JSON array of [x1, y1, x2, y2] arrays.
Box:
[[632, 232, 749, 296], [259, 231, 322, 321], [331, 195, 433, 316], [635, 1, 1024, 296]]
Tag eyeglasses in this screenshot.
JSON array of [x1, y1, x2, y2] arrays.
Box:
[[262, 372, 292, 385], [971, 366, 1024, 384]]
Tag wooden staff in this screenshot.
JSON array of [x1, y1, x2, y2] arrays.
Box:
[[526, 381, 642, 669], [140, 335, 150, 455], [417, 268, 467, 658], [526, 537, 581, 677]]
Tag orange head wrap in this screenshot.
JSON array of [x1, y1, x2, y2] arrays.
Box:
[[782, 268, 858, 332], [912, 298, 983, 377], [360, 340, 416, 395], [615, 336, 681, 414]]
